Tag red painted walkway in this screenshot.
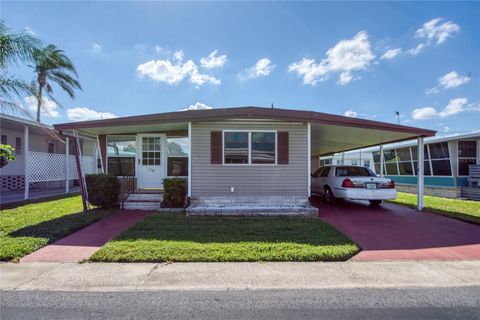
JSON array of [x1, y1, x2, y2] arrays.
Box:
[[20, 210, 152, 263], [311, 197, 480, 261]]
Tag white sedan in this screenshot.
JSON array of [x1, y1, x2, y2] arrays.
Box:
[[311, 165, 397, 206]]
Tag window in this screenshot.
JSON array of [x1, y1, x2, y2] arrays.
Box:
[[48, 143, 54, 154], [251, 132, 275, 164], [336, 159, 344, 165], [320, 166, 330, 177], [223, 131, 276, 165], [320, 158, 332, 166], [15, 137, 21, 155], [383, 149, 398, 175], [428, 142, 451, 176], [107, 136, 136, 176], [1, 135, 6, 144], [458, 141, 477, 176], [410, 146, 431, 176], [335, 166, 375, 177], [351, 160, 358, 166], [372, 151, 381, 175], [224, 132, 249, 164], [107, 136, 136, 157], [396, 148, 413, 175], [142, 137, 161, 165], [167, 137, 189, 177], [108, 157, 135, 176], [363, 160, 370, 168]]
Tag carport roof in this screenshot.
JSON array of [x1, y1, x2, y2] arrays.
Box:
[[54, 106, 436, 155]]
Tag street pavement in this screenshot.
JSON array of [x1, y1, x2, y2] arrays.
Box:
[[1, 261, 479, 319]]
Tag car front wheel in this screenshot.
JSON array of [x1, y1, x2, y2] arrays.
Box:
[[369, 200, 383, 206]]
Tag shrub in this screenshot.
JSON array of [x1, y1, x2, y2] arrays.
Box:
[[162, 178, 187, 208], [0, 144, 16, 168], [85, 174, 119, 209]]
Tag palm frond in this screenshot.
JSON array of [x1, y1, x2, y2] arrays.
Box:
[[0, 21, 41, 69]]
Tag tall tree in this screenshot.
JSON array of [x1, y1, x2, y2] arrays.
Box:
[[0, 21, 39, 114], [32, 44, 81, 122]]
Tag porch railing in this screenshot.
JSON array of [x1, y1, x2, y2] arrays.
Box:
[[119, 176, 136, 208]]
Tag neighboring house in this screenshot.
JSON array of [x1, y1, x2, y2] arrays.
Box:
[[0, 113, 96, 205], [323, 132, 480, 199], [53, 106, 436, 214], [319, 150, 375, 172]]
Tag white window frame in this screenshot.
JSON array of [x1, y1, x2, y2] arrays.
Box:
[[222, 130, 278, 166], [166, 136, 189, 178], [457, 140, 478, 177]]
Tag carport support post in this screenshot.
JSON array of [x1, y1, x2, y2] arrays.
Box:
[[379, 144, 384, 177], [417, 137, 425, 210], [65, 137, 69, 194], [24, 125, 29, 200]]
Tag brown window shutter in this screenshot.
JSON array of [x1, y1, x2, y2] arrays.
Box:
[[211, 131, 222, 164], [278, 132, 289, 164]]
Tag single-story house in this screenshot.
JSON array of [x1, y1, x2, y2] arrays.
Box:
[[0, 113, 97, 205], [320, 131, 480, 199], [53, 106, 436, 214]]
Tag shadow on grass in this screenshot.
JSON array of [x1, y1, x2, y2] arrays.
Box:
[[9, 210, 111, 243]]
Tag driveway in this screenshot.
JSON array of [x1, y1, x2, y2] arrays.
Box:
[[311, 197, 480, 261]]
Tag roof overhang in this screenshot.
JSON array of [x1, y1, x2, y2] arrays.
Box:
[[53, 106, 436, 152]]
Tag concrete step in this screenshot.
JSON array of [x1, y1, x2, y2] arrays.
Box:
[[123, 201, 161, 210], [187, 205, 318, 216], [127, 193, 163, 201]]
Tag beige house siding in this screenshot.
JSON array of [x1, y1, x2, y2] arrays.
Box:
[[191, 122, 308, 197]]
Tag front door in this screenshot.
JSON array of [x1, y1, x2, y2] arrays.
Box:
[[137, 134, 165, 190]]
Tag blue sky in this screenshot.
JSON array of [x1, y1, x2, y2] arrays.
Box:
[[3, 1, 480, 133]]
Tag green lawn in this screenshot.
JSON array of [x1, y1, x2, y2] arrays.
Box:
[[90, 212, 359, 262], [0, 195, 111, 261], [390, 192, 480, 224]]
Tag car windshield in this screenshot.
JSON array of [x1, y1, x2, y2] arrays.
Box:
[[335, 166, 376, 177]]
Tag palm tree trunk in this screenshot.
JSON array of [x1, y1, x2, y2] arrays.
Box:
[[36, 73, 45, 123], [36, 85, 42, 122]]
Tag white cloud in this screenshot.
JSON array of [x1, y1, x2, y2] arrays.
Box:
[[25, 96, 59, 118], [24, 26, 37, 36], [415, 18, 460, 45], [137, 50, 220, 87], [407, 43, 425, 56], [200, 50, 227, 69], [91, 43, 103, 55], [443, 126, 451, 132], [466, 102, 480, 112], [425, 71, 470, 95], [380, 48, 402, 60], [343, 109, 358, 117], [155, 45, 168, 55], [289, 31, 375, 85], [181, 102, 213, 111], [239, 58, 275, 80], [412, 98, 468, 120], [438, 71, 470, 89], [66, 107, 117, 121]]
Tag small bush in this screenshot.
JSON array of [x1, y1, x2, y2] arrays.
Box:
[[162, 178, 187, 208], [85, 174, 119, 209]]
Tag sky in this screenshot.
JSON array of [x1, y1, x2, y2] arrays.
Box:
[[2, 1, 480, 134]]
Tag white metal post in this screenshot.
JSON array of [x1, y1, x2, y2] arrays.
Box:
[[65, 137, 69, 194], [379, 144, 384, 177], [307, 123, 311, 197], [24, 125, 29, 200], [187, 122, 192, 198], [417, 137, 425, 210]]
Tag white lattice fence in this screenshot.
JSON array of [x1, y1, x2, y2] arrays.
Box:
[[28, 152, 95, 182]]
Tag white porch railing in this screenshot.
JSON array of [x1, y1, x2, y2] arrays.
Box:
[[27, 151, 95, 182]]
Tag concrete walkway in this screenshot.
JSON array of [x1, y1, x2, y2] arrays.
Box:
[[1, 261, 479, 292], [20, 210, 152, 263], [312, 197, 480, 261]]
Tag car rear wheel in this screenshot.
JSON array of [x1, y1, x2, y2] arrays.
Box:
[[324, 187, 335, 204], [369, 200, 383, 206]]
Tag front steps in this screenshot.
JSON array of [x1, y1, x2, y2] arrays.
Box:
[[186, 196, 318, 216], [122, 192, 163, 210]]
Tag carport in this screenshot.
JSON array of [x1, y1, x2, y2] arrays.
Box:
[[308, 115, 436, 210]]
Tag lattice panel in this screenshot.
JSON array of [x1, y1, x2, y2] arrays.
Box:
[[27, 152, 95, 182]]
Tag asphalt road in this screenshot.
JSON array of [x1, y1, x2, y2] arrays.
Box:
[[2, 287, 480, 320]]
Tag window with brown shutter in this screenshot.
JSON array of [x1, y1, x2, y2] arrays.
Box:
[[210, 131, 222, 164], [277, 131, 289, 164]]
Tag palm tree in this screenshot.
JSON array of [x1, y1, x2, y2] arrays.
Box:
[[0, 21, 39, 114], [32, 44, 81, 122]]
